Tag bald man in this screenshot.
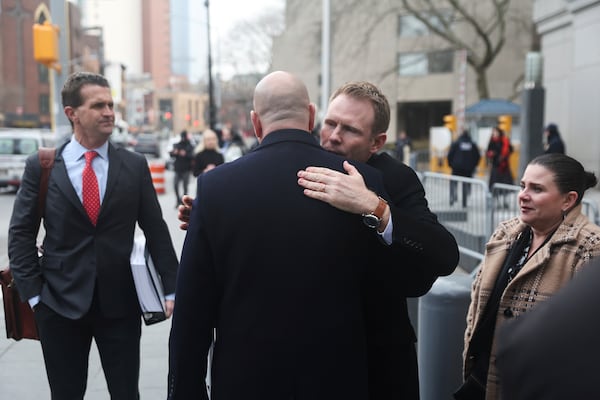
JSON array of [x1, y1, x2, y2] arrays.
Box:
[[167, 71, 388, 399]]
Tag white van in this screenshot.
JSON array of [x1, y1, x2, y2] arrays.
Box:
[[0, 128, 55, 190]]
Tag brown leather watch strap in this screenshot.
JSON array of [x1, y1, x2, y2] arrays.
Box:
[[372, 196, 388, 219]]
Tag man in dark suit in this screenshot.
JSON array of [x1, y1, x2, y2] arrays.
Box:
[[167, 71, 388, 399], [8, 72, 178, 399], [297, 81, 459, 399], [496, 258, 600, 400]]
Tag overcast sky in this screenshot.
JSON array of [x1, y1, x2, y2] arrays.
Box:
[[210, 0, 285, 79], [211, 0, 285, 39]]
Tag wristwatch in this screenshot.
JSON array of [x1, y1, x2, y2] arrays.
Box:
[[362, 196, 388, 229]]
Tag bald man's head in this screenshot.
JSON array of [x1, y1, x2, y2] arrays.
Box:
[[251, 71, 315, 140]]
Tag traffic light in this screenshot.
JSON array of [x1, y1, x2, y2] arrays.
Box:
[[443, 114, 456, 133], [33, 22, 60, 69], [498, 115, 512, 134]]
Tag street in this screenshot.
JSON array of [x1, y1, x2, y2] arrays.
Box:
[[0, 168, 193, 399]]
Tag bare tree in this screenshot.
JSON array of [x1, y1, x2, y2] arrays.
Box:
[[218, 8, 285, 79], [322, 0, 534, 99], [400, 0, 511, 99]]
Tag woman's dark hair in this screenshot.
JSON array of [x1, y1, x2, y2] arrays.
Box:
[[529, 153, 597, 205]]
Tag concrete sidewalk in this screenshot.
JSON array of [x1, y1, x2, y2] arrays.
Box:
[[0, 169, 189, 399], [0, 319, 172, 399]]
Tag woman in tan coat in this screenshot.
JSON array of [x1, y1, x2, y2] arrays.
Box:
[[456, 153, 600, 400]]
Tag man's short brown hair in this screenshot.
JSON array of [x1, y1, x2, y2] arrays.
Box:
[[330, 81, 390, 136], [62, 72, 110, 109]]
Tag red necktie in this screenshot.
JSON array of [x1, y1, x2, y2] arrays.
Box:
[[82, 151, 100, 226]]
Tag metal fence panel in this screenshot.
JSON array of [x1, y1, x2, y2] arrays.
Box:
[[419, 174, 600, 273], [421, 172, 491, 273]]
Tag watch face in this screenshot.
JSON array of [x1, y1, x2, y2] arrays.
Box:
[[362, 214, 380, 229]]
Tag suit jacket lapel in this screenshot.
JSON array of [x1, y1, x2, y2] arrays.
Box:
[[52, 144, 89, 219], [100, 144, 123, 219]]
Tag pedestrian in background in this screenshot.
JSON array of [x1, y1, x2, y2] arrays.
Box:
[[455, 153, 600, 400], [448, 130, 481, 207], [193, 129, 224, 177], [486, 126, 513, 208], [543, 123, 566, 154], [220, 123, 247, 163], [8, 71, 178, 399], [170, 130, 194, 207], [486, 126, 513, 189], [395, 130, 412, 165], [168, 71, 388, 399]]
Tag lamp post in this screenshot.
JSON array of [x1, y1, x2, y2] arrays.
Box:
[[205, 0, 217, 131], [518, 52, 545, 179], [320, 0, 331, 118], [50, 0, 71, 136]]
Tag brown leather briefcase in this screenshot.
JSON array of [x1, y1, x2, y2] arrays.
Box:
[[0, 268, 39, 341]]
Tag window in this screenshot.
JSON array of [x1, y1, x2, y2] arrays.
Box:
[[398, 12, 452, 37], [429, 50, 454, 73], [399, 53, 428, 76], [398, 15, 428, 37], [18, 139, 39, 155], [398, 50, 454, 76], [0, 138, 39, 155], [38, 64, 49, 84], [39, 94, 50, 115], [0, 139, 13, 155]]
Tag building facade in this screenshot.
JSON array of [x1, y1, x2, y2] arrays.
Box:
[[142, 0, 171, 91], [0, 1, 104, 128], [272, 0, 535, 146], [78, 0, 143, 75], [0, 1, 51, 128], [533, 0, 600, 175], [154, 89, 207, 136]]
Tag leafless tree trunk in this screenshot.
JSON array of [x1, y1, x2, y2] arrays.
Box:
[[401, 0, 513, 99], [219, 8, 285, 79]]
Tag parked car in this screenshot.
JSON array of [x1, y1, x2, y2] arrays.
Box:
[[0, 128, 55, 190], [110, 120, 134, 150], [132, 133, 161, 158]]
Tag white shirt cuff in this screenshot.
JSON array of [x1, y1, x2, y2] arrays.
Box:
[[28, 296, 40, 309], [377, 213, 393, 245]]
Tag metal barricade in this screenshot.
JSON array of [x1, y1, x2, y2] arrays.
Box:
[[419, 176, 600, 267], [422, 172, 491, 273]]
